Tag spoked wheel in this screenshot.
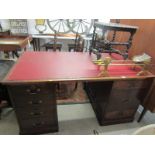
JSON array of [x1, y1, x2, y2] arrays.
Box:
[[68, 19, 94, 34], [47, 19, 71, 34]]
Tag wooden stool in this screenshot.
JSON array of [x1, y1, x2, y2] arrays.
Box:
[[43, 42, 63, 51]]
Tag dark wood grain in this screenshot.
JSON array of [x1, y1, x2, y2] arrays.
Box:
[[84, 78, 153, 125], [7, 83, 58, 135]]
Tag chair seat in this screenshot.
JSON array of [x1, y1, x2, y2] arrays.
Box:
[[68, 44, 83, 52], [43, 42, 63, 51], [44, 42, 63, 47], [68, 44, 75, 47]]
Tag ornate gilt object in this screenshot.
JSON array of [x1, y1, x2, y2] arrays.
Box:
[[93, 56, 112, 77], [132, 53, 152, 76], [92, 52, 152, 77]]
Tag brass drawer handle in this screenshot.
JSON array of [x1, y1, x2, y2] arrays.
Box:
[[30, 112, 43, 116], [29, 100, 43, 105]]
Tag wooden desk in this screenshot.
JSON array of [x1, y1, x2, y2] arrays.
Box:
[[0, 35, 32, 58], [0, 35, 31, 51], [0, 30, 10, 36], [2, 52, 155, 134]]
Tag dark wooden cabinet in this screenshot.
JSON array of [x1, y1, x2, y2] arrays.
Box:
[[7, 83, 58, 134], [84, 79, 153, 125]]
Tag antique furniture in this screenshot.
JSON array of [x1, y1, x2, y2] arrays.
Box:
[[0, 35, 32, 58], [0, 59, 15, 117], [91, 22, 138, 59], [3, 52, 155, 134], [43, 42, 63, 51], [0, 29, 11, 58], [0, 29, 10, 36], [32, 33, 77, 51], [42, 32, 63, 51], [68, 34, 84, 52]]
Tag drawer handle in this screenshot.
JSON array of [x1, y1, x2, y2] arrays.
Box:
[[32, 122, 44, 127], [29, 100, 43, 105], [26, 88, 41, 94], [30, 112, 43, 116]]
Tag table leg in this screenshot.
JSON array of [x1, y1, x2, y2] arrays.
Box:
[[37, 38, 40, 51], [4, 51, 9, 59], [12, 51, 19, 58]]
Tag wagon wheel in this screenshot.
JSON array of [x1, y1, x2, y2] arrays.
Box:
[[47, 19, 71, 34], [68, 19, 94, 35]]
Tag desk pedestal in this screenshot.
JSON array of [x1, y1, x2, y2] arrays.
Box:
[[84, 79, 153, 125], [7, 83, 58, 135]]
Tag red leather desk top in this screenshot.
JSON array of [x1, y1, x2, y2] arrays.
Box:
[[3, 52, 154, 83]]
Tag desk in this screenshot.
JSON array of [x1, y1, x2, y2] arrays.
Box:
[[0, 35, 32, 58], [0, 30, 10, 36], [3, 52, 155, 134]]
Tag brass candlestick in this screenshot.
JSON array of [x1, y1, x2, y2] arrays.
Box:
[[98, 57, 112, 77]]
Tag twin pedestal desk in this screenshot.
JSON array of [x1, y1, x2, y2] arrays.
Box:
[[2, 52, 155, 134]]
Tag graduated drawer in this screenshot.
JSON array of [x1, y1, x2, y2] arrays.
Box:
[[11, 93, 56, 108], [112, 80, 148, 90], [8, 83, 55, 96], [18, 116, 58, 130], [15, 105, 57, 120], [104, 109, 136, 120], [20, 125, 58, 135]]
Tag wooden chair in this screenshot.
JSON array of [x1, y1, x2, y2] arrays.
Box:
[[90, 21, 138, 59], [43, 42, 63, 51], [42, 31, 63, 51], [68, 34, 84, 52]]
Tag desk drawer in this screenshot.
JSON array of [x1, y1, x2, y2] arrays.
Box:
[[8, 83, 55, 96], [19, 116, 58, 130], [113, 80, 147, 90], [104, 109, 135, 120], [16, 105, 56, 120], [12, 93, 56, 108]]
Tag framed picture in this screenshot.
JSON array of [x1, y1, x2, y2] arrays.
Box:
[[10, 19, 28, 35]]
